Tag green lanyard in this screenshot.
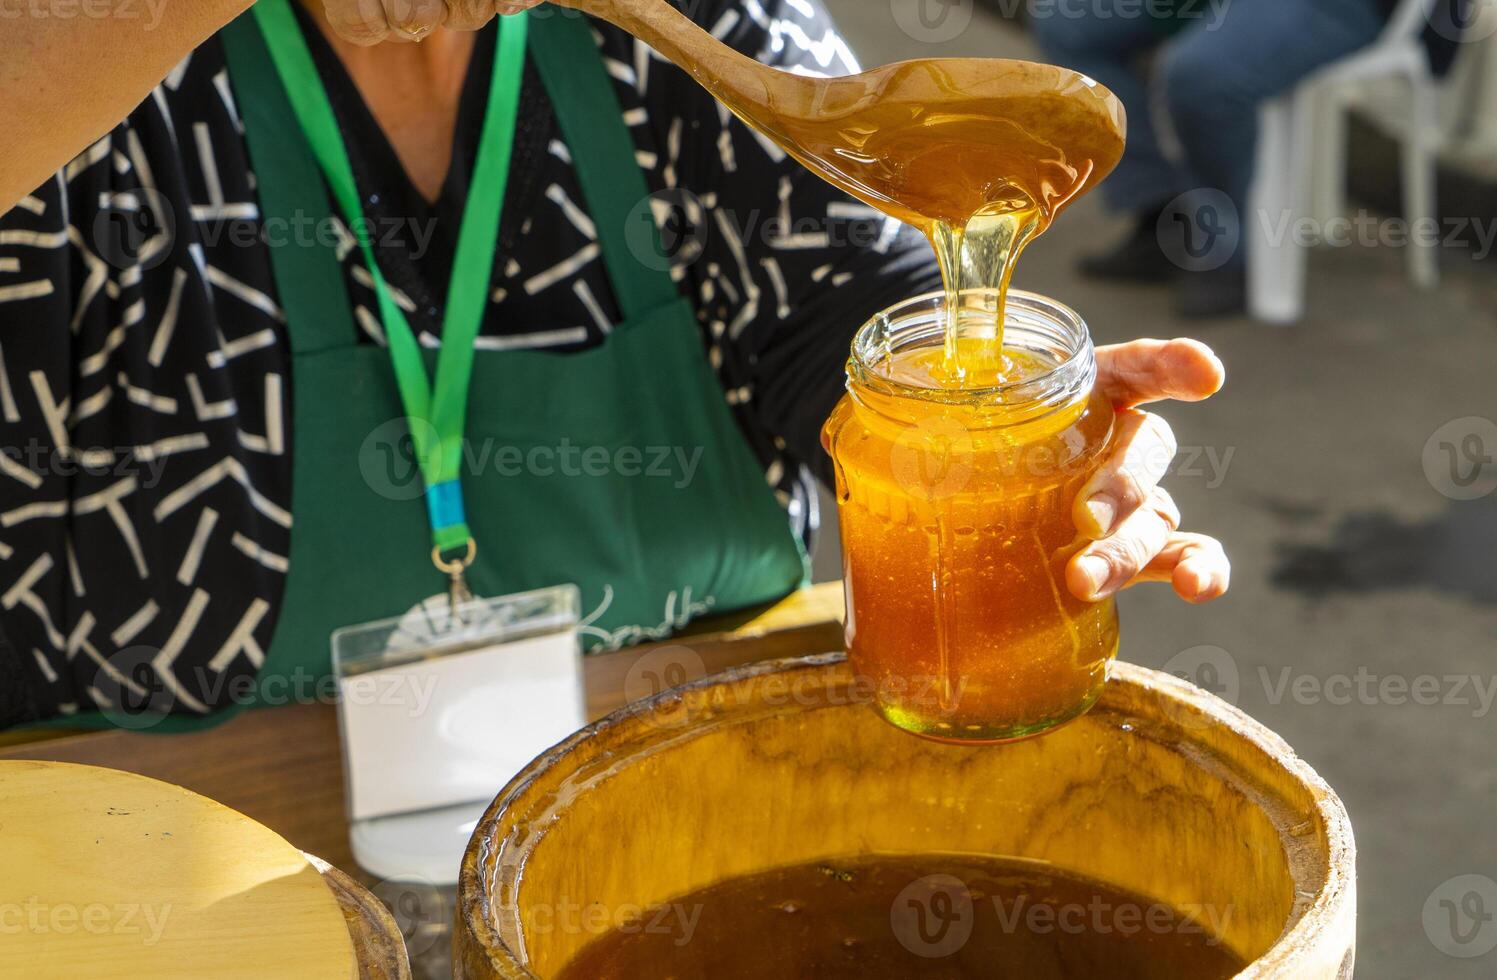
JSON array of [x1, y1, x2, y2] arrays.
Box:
[[251, 0, 527, 583]]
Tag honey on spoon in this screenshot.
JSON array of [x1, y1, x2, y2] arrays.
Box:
[[552, 0, 1126, 380]]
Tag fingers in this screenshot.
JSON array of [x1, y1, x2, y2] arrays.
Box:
[[1095, 338, 1225, 408], [1159, 534, 1232, 604], [389, 0, 448, 40], [1072, 338, 1228, 605], [323, 0, 541, 42], [325, 0, 447, 44], [444, 0, 507, 31], [1068, 497, 1230, 604], [1068, 487, 1178, 601], [1073, 408, 1177, 539]]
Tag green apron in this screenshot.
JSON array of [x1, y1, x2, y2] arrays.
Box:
[[40, 9, 806, 733]]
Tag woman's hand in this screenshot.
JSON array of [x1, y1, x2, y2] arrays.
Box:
[[324, 0, 544, 45], [1066, 339, 1230, 605]]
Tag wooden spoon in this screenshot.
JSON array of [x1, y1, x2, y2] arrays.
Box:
[[551, 0, 1127, 233]]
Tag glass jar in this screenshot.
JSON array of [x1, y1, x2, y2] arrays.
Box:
[[822, 289, 1119, 743]]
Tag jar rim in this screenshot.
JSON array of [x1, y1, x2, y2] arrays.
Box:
[[848, 288, 1094, 409]]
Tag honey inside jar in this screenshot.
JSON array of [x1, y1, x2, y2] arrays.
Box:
[[825, 292, 1118, 742]]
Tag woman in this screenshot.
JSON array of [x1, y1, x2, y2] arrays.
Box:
[[0, 0, 1229, 727]]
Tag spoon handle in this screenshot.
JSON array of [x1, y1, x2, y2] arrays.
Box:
[[550, 0, 775, 108]]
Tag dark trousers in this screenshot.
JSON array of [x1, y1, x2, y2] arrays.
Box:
[[1031, 0, 1388, 220]]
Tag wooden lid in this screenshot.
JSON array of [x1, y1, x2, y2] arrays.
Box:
[[0, 760, 357, 978]]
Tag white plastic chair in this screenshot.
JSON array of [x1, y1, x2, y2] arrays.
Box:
[[1248, 0, 1442, 324]]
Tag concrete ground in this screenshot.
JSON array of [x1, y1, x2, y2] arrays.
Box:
[[816, 3, 1497, 977]]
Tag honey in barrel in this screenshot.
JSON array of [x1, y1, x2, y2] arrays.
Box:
[[553, 854, 1245, 980]]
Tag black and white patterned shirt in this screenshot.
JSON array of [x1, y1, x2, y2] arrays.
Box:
[[0, 0, 940, 724]]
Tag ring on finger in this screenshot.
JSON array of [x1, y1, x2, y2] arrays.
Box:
[[392, 17, 435, 40]]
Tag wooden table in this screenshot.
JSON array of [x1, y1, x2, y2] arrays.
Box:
[[0, 583, 845, 882]]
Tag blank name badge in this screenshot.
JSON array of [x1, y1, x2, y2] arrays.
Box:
[[332, 584, 584, 825]]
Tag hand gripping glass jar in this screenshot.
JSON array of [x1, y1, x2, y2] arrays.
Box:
[[822, 289, 1119, 744]]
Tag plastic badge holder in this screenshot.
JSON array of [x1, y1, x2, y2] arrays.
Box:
[[332, 584, 583, 883]]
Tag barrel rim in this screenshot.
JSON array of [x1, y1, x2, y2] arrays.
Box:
[[456, 655, 1355, 979]]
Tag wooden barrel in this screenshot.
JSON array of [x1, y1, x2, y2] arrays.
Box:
[[307, 853, 414, 980], [0, 760, 409, 978], [456, 655, 1355, 979]]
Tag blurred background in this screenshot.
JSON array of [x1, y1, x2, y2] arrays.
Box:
[[811, 2, 1497, 977]]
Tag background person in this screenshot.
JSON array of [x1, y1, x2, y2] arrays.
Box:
[[1030, 0, 1468, 318]]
